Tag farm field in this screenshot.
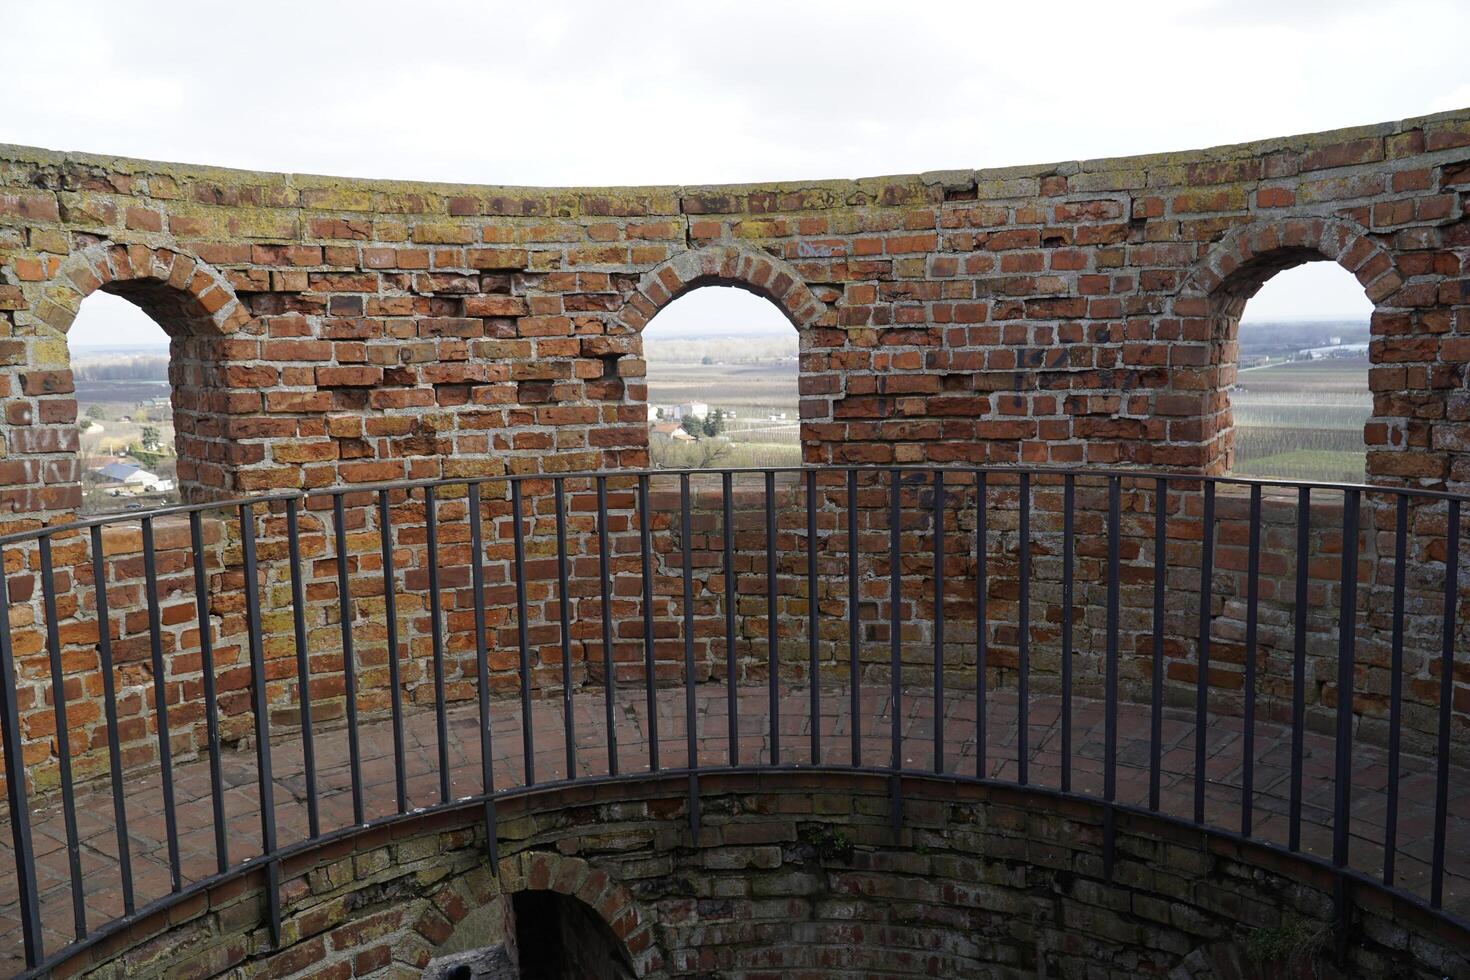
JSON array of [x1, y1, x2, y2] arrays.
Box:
[[1230, 357, 1369, 483]]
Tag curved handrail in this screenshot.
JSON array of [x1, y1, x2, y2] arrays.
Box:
[[0, 465, 1464, 975]]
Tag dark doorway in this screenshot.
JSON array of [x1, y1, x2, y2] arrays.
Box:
[[512, 890, 636, 979]]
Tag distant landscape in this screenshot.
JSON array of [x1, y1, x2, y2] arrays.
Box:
[[69, 345, 178, 514]]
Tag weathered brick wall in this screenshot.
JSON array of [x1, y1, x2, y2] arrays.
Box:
[[52, 774, 1469, 979], [2, 110, 1470, 795], [2, 109, 1469, 514]]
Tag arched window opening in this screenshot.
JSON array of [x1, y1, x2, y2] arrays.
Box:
[[642, 284, 799, 470], [1230, 261, 1373, 484], [70, 291, 181, 514], [512, 890, 635, 979]]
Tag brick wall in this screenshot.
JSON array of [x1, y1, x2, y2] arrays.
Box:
[[51, 773, 1469, 979], [2, 110, 1469, 515], [2, 110, 1470, 796]]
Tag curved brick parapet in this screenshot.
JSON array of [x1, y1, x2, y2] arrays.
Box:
[[35, 770, 1468, 979], [2, 107, 1469, 510]]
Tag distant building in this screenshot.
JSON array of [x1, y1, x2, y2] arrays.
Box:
[[90, 462, 173, 494], [1297, 342, 1369, 360], [667, 402, 708, 420], [650, 421, 695, 442]]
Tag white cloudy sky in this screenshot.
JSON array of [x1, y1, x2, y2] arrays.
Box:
[[15, 0, 1461, 344]]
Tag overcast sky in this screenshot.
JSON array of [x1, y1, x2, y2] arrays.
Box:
[[27, 0, 1455, 345]]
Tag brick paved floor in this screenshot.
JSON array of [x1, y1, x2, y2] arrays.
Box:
[[1, 684, 1465, 972]]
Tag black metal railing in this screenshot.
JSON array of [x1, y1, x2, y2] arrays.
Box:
[[0, 465, 1465, 974]]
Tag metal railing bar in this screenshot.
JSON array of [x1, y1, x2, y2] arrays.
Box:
[[724, 471, 738, 768], [0, 541, 45, 967], [1332, 487, 1361, 949], [466, 482, 498, 865], [1103, 476, 1120, 879], [1242, 484, 1261, 838], [1018, 471, 1030, 787], [1290, 486, 1310, 851], [331, 494, 365, 825], [1431, 498, 1460, 909], [808, 468, 821, 766], [38, 536, 84, 939], [7, 465, 1469, 551], [554, 478, 575, 781], [1384, 494, 1407, 887], [141, 516, 181, 892], [425, 487, 452, 805], [933, 470, 945, 776], [377, 490, 408, 813], [1193, 482, 1215, 825], [93, 523, 138, 908], [285, 498, 320, 838], [848, 468, 860, 769], [1061, 473, 1074, 793], [239, 503, 281, 947], [976, 469, 988, 780], [680, 473, 700, 834], [596, 476, 619, 777], [1149, 477, 1166, 813], [889, 468, 902, 832], [766, 469, 779, 767], [512, 480, 536, 785], [638, 474, 658, 773]]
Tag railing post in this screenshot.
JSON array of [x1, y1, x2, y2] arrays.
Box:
[[724, 471, 739, 767], [596, 476, 619, 777], [975, 470, 988, 780], [240, 503, 281, 948], [932, 470, 945, 775], [377, 489, 408, 813], [889, 468, 902, 834], [848, 468, 861, 769], [467, 482, 499, 865], [638, 474, 658, 772], [1149, 477, 1166, 812], [1332, 488, 1360, 959], [285, 497, 321, 836], [766, 469, 779, 767], [512, 480, 537, 784], [1061, 474, 1074, 793], [808, 468, 821, 766], [0, 544, 43, 969], [39, 534, 85, 940], [425, 486, 451, 803], [142, 516, 182, 891], [95, 522, 139, 907], [1431, 498, 1460, 910], [1103, 477, 1119, 880], [680, 474, 699, 836], [1290, 486, 1310, 851], [1018, 472, 1030, 786], [1193, 482, 1215, 825], [1242, 484, 1261, 838], [332, 493, 365, 825], [1383, 494, 1408, 887], [554, 477, 576, 781]]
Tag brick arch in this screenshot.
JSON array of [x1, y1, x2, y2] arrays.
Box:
[[1180, 215, 1402, 314], [491, 851, 660, 976], [39, 242, 250, 338], [1174, 216, 1399, 478], [613, 243, 825, 332]]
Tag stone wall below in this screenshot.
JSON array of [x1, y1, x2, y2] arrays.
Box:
[[51, 772, 1470, 980]]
